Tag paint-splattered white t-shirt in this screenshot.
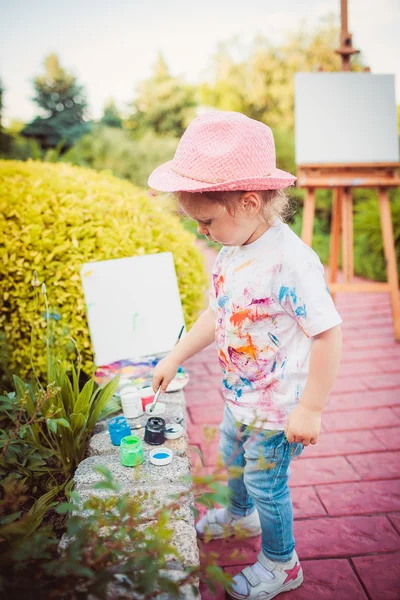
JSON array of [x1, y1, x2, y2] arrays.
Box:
[[209, 219, 342, 430]]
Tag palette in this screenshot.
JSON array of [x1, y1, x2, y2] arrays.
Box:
[[95, 355, 189, 394]]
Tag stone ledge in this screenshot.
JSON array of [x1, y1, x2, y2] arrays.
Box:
[[74, 453, 191, 490], [75, 485, 194, 525], [74, 387, 199, 598]]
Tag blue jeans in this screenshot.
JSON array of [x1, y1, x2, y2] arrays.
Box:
[[218, 404, 303, 562]]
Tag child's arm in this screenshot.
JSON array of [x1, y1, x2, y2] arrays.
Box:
[[285, 324, 342, 446], [152, 307, 215, 392]]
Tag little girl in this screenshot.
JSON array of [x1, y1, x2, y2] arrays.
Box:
[[149, 111, 342, 599]]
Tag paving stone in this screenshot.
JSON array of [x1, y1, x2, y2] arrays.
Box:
[[347, 335, 396, 349], [317, 480, 400, 516], [187, 404, 224, 425], [377, 358, 400, 373], [331, 377, 368, 395], [294, 516, 400, 559], [225, 559, 368, 600], [337, 361, 381, 377], [199, 535, 260, 568], [347, 451, 400, 480], [185, 375, 223, 391], [388, 512, 400, 535], [186, 423, 219, 446], [323, 408, 400, 432], [373, 427, 400, 450], [362, 373, 400, 390], [185, 389, 224, 406], [299, 430, 386, 457], [291, 486, 327, 518], [199, 583, 226, 600], [324, 389, 400, 412], [352, 552, 400, 600], [340, 347, 400, 363], [290, 456, 359, 487], [74, 453, 191, 491]]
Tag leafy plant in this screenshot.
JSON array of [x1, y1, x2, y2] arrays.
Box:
[[0, 277, 120, 535], [0, 467, 233, 599]]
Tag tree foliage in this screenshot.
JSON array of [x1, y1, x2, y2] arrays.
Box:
[[21, 54, 90, 149], [100, 98, 123, 128], [128, 53, 197, 137], [200, 16, 366, 130]]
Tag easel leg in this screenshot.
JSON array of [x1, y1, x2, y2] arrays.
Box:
[[329, 188, 342, 302], [341, 187, 354, 283], [301, 188, 315, 247], [378, 187, 400, 341]]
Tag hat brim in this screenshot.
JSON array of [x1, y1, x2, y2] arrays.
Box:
[[148, 160, 296, 193]]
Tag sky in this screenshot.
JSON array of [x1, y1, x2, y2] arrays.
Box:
[[1, 0, 399, 124]]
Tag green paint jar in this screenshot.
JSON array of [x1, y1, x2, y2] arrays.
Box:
[[120, 435, 144, 467]]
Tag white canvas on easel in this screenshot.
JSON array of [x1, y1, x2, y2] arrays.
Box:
[[295, 73, 399, 164], [80, 252, 186, 366]]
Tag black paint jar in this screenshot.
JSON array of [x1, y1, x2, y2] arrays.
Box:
[[144, 417, 166, 445]]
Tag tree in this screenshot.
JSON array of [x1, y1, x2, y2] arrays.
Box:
[[128, 53, 197, 138], [22, 53, 90, 150], [200, 15, 366, 131], [100, 98, 123, 128], [0, 77, 12, 155]]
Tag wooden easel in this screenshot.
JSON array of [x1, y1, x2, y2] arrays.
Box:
[[298, 1, 400, 341], [299, 163, 400, 340]]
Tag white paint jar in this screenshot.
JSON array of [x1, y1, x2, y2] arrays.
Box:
[[138, 386, 154, 399], [120, 388, 143, 418]]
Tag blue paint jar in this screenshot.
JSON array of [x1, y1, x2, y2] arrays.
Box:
[[108, 416, 131, 446]]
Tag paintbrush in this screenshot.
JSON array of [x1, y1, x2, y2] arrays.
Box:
[[149, 325, 185, 414]]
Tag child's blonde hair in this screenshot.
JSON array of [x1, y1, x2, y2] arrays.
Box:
[[176, 189, 292, 224]]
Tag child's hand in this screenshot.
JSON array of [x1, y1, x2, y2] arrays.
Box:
[[152, 356, 180, 393], [284, 404, 321, 446]]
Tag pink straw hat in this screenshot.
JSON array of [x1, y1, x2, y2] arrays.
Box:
[[148, 110, 296, 193]]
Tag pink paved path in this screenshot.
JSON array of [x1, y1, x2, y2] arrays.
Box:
[[185, 244, 400, 600]]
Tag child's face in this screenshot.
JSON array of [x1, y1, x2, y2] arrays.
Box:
[[179, 194, 262, 246]]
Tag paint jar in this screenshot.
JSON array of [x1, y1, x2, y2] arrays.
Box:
[[119, 383, 138, 397], [139, 386, 154, 398], [145, 402, 166, 416], [108, 416, 131, 446], [117, 377, 134, 394], [120, 387, 143, 418], [141, 394, 155, 411], [120, 435, 144, 467], [144, 417, 166, 445]]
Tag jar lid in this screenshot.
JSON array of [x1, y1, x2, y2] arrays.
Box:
[[138, 386, 154, 398], [149, 447, 173, 466], [120, 385, 140, 397], [165, 423, 184, 439], [108, 416, 128, 428]]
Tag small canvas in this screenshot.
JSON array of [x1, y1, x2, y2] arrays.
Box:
[[80, 252, 186, 366], [295, 73, 399, 164]]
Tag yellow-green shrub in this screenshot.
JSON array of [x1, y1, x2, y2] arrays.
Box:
[[0, 160, 208, 382]]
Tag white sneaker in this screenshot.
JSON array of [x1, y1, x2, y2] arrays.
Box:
[[228, 549, 303, 599], [195, 507, 261, 540]]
